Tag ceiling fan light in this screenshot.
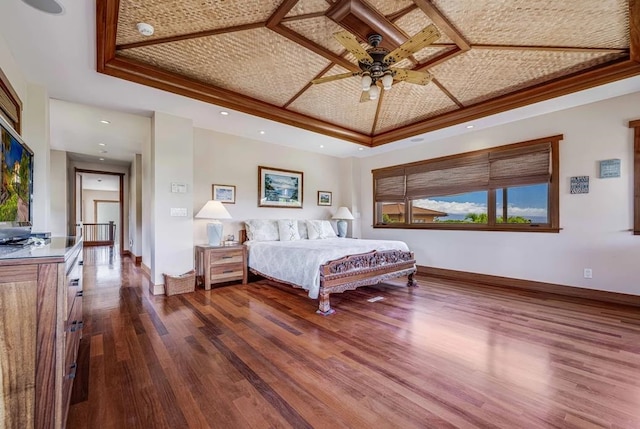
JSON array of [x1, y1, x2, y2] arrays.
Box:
[[361, 75, 372, 91], [382, 73, 393, 90], [369, 85, 380, 100]]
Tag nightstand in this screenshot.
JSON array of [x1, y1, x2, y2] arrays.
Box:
[[195, 244, 247, 290]]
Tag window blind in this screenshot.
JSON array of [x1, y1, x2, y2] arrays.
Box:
[[373, 167, 405, 202], [489, 143, 551, 188], [405, 153, 490, 199]]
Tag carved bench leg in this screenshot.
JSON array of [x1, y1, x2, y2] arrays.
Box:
[[316, 291, 335, 316], [407, 272, 418, 287]]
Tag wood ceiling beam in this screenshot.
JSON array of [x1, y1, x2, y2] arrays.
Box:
[[283, 63, 335, 108], [280, 12, 328, 23], [116, 22, 266, 51], [471, 44, 628, 54], [631, 0, 640, 62], [97, 0, 119, 71], [266, 0, 299, 28], [372, 60, 640, 146], [415, 46, 463, 70], [412, 0, 470, 51], [387, 5, 418, 22], [103, 56, 371, 145], [431, 78, 463, 108], [270, 25, 360, 72]]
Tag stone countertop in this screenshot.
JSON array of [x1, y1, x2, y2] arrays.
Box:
[[0, 236, 82, 262]]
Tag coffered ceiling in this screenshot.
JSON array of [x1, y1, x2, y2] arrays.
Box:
[[98, 0, 640, 147]]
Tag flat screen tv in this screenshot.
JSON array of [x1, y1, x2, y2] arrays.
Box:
[[0, 114, 33, 243]]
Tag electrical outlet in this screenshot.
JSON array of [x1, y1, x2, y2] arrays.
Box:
[[583, 268, 592, 279]]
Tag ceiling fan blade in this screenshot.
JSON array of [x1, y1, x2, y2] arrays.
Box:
[[384, 24, 440, 65], [393, 69, 433, 85], [333, 31, 374, 65], [311, 72, 360, 85], [360, 91, 371, 103]]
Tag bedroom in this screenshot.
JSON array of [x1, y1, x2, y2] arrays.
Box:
[[1, 0, 640, 427]]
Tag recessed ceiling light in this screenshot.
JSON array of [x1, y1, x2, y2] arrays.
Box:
[[99, 158, 105, 161], [259, 130, 265, 135], [98, 143, 106, 146], [219, 111, 229, 116], [99, 150, 108, 154], [320, 145, 324, 148], [466, 125, 474, 129], [358, 147, 364, 151], [100, 120, 110, 124]]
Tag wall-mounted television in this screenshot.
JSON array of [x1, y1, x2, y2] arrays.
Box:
[[0, 114, 33, 243]]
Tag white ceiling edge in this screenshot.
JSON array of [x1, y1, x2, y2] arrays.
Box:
[[80, 172, 120, 192], [2, 1, 640, 162]]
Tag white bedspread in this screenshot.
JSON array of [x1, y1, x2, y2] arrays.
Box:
[[245, 238, 410, 299]]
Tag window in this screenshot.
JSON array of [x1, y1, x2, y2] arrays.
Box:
[[0, 67, 21, 133], [373, 135, 561, 232], [631, 119, 640, 235]]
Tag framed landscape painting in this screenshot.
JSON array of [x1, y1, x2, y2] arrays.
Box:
[[212, 184, 235, 203], [317, 191, 332, 206], [258, 166, 303, 208]]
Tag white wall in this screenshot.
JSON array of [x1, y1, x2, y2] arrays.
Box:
[[129, 154, 142, 257], [82, 190, 119, 223], [357, 91, 640, 297], [49, 149, 67, 236], [0, 33, 26, 104], [193, 128, 346, 243], [150, 112, 194, 286]]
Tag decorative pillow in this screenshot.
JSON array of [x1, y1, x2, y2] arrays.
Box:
[[307, 220, 333, 239], [277, 219, 300, 241], [297, 220, 308, 239], [244, 219, 279, 241], [322, 220, 337, 238]]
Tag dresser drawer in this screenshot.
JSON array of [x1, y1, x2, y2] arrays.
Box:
[[210, 249, 243, 265], [210, 264, 244, 282]]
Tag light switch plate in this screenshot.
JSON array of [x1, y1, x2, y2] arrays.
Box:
[[170, 208, 188, 217], [171, 183, 188, 193]]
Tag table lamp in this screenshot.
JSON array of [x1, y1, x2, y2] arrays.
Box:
[[195, 200, 232, 246], [332, 206, 354, 238]]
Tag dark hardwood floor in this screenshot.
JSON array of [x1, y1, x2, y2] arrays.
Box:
[[67, 247, 640, 429]]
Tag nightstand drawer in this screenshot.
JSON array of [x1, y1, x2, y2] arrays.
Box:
[[210, 264, 244, 282], [210, 250, 243, 265]]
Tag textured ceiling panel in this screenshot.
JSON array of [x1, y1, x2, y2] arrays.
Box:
[[432, 0, 629, 48], [284, 0, 330, 17], [105, 0, 637, 144], [120, 28, 332, 106], [375, 82, 459, 133], [289, 66, 378, 134], [432, 49, 626, 106], [283, 16, 346, 54], [116, 0, 279, 45], [365, 0, 414, 17], [394, 8, 454, 45]]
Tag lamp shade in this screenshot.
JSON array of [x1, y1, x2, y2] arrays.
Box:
[[195, 201, 231, 247], [332, 207, 354, 220], [195, 200, 232, 220]]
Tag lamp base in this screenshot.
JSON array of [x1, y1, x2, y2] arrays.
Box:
[[206, 221, 223, 247], [336, 220, 347, 238]]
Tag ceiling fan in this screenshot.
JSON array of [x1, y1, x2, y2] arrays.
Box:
[[311, 24, 441, 101]]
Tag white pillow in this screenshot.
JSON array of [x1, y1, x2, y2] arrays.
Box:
[[245, 219, 279, 241], [277, 219, 300, 241], [297, 220, 308, 239], [306, 220, 336, 239], [322, 220, 337, 238]]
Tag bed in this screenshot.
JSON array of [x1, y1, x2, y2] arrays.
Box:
[[241, 220, 416, 315]]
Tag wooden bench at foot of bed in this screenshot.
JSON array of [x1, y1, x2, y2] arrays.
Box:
[[317, 249, 417, 315]]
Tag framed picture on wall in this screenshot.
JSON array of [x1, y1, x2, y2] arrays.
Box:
[[258, 166, 303, 208], [317, 191, 332, 206], [212, 184, 236, 204]]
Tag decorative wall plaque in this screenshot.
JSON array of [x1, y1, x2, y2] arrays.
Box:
[[570, 176, 589, 194], [599, 159, 621, 178]]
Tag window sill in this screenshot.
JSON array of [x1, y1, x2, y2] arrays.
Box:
[[374, 224, 560, 233]]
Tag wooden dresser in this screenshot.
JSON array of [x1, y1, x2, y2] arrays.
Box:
[[0, 237, 83, 429], [195, 244, 247, 290]]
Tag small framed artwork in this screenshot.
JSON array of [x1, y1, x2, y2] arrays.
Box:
[[317, 191, 332, 206], [570, 176, 589, 194], [212, 184, 236, 204], [258, 166, 303, 208], [599, 159, 621, 178]]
